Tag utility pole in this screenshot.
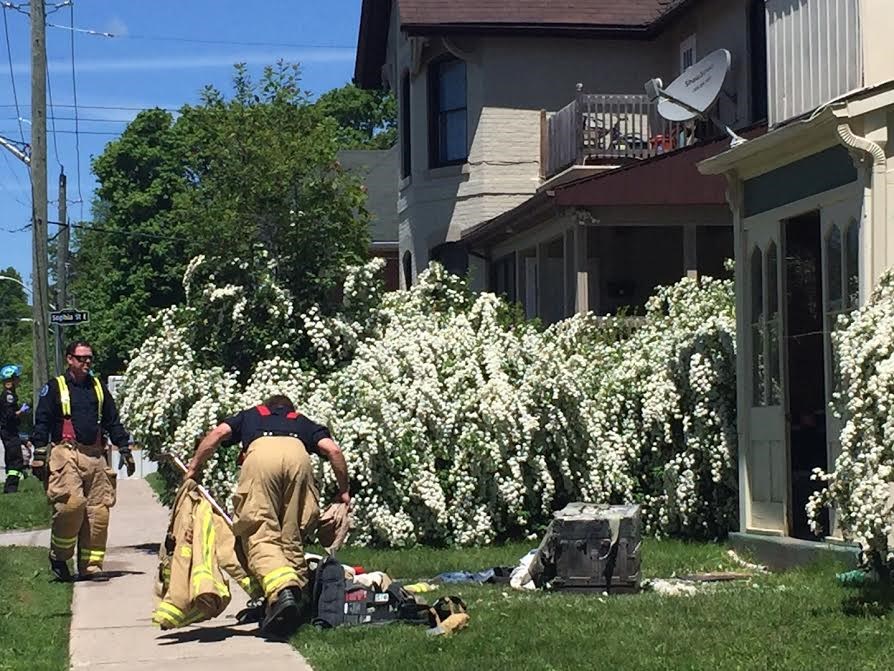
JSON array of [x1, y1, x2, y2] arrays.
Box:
[[55, 169, 67, 374], [30, 0, 51, 405]]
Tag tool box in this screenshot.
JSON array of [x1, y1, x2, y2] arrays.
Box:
[[547, 502, 642, 593]]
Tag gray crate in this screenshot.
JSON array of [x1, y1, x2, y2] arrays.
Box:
[[548, 503, 642, 593]]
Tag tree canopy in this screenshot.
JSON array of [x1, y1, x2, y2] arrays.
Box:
[[71, 63, 391, 375]]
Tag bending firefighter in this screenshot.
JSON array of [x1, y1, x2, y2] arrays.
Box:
[[30, 341, 136, 582], [186, 394, 350, 637], [0, 364, 30, 494]]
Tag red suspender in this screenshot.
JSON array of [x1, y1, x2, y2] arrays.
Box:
[[256, 405, 271, 416]]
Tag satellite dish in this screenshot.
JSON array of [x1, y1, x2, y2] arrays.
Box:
[[657, 49, 731, 122]]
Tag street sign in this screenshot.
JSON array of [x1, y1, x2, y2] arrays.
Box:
[[49, 309, 89, 326]]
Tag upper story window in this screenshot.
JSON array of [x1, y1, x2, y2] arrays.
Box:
[[428, 58, 468, 167], [401, 73, 412, 179], [680, 34, 697, 73]]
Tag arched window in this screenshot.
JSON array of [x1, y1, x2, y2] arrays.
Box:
[[766, 242, 780, 405], [402, 251, 413, 290], [750, 246, 765, 407], [845, 218, 860, 309]]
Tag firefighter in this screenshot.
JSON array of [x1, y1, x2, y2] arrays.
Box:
[[185, 394, 350, 637], [0, 364, 29, 494], [30, 341, 135, 582]]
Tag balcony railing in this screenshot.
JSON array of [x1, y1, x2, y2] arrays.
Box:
[[541, 93, 712, 179]]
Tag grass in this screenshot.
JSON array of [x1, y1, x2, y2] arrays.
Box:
[[0, 547, 72, 671], [146, 471, 166, 502], [294, 539, 894, 671], [0, 475, 50, 531]]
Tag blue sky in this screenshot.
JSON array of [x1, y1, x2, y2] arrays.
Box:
[[0, 0, 362, 288]]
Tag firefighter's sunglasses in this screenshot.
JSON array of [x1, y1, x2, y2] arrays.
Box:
[[69, 354, 94, 363]]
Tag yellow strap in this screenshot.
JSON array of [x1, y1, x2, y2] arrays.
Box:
[[56, 375, 104, 421], [56, 375, 70, 417]]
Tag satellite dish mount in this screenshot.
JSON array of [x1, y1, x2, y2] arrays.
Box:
[[644, 49, 746, 148]]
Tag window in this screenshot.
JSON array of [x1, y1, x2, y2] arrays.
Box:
[[825, 218, 860, 392], [402, 251, 413, 290], [491, 254, 516, 303], [400, 73, 411, 179], [750, 246, 765, 407], [429, 58, 468, 167], [680, 34, 697, 73]]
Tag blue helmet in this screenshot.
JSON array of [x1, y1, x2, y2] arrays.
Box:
[[0, 364, 21, 381]]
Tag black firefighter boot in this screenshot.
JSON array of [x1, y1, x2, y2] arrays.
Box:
[[49, 555, 74, 583], [235, 597, 267, 624], [3, 473, 19, 494], [260, 587, 305, 638]]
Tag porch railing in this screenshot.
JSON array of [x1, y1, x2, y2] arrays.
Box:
[[542, 92, 712, 179]]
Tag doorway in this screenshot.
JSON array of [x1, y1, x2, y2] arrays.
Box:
[[783, 211, 829, 539]]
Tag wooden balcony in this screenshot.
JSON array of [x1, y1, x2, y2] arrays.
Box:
[[541, 92, 714, 179]]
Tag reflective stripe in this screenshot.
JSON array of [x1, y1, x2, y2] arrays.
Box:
[[5, 469, 21, 479], [51, 533, 78, 549], [56, 375, 104, 420], [78, 548, 105, 562], [152, 602, 204, 628], [180, 546, 192, 558], [261, 566, 299, 597]]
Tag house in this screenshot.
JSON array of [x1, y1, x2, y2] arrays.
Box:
[[354, 0, 770, 318], [699, 0, 894, 559], [338, 147, 401, 291]]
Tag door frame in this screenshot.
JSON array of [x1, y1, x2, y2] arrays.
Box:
[[739, 181, 861, 537]]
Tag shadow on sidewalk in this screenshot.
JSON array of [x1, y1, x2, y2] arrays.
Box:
[[157, 626, 259, 645], [120, 543, 161, 555]]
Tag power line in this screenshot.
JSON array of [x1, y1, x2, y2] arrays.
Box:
[[44, 22, 356, 50], [0, 128, 121, 135], [48, 219, 189, 243], [2, 115, 132, 123], [1, 5, 25, 146], [0, 103, 181, 112], [68, 0, 83, 219]]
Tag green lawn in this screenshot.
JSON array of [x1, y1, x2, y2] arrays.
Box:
[[0, 475, 50, 531], [294, 540, 894, 671], [146, 471, 166, 502], [0, 547, 72, 671]]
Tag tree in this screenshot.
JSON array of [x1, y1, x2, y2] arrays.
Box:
[[173, 62, 370, 374], [72, 62, 372, 376], [69, 109, 192, 374], [315, 83, 397, 150]]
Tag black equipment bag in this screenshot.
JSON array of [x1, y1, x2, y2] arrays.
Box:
[[311, 555, 429, 629]]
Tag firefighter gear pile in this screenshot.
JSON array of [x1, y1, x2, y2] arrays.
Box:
[[153, 479, 232, 630]]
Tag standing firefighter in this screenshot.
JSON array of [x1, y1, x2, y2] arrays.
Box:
[[30, 341, 136, 582], [186, 394, 350, 637], [0, 364, 29, 493]]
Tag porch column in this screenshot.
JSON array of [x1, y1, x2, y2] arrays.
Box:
[[575, 223, 590, 314], [684, 224, 698, 280]]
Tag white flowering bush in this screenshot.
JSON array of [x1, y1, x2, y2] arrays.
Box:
[[808, 271, 894, 564], [123, 257, 737, 545]]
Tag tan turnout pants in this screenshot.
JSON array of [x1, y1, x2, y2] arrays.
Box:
[[47, 442, 117, 574], [232, 437, 319, 603]]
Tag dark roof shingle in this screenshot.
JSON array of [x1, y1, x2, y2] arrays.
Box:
[[355, 0, 693, 88], [398, 0, 686, 29]]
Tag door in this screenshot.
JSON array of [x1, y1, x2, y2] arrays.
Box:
[[820, 198, 862, 538], [744, 216, 788, 534]]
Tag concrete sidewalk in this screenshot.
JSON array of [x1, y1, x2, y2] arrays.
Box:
[[1, 479, 312, 670]]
